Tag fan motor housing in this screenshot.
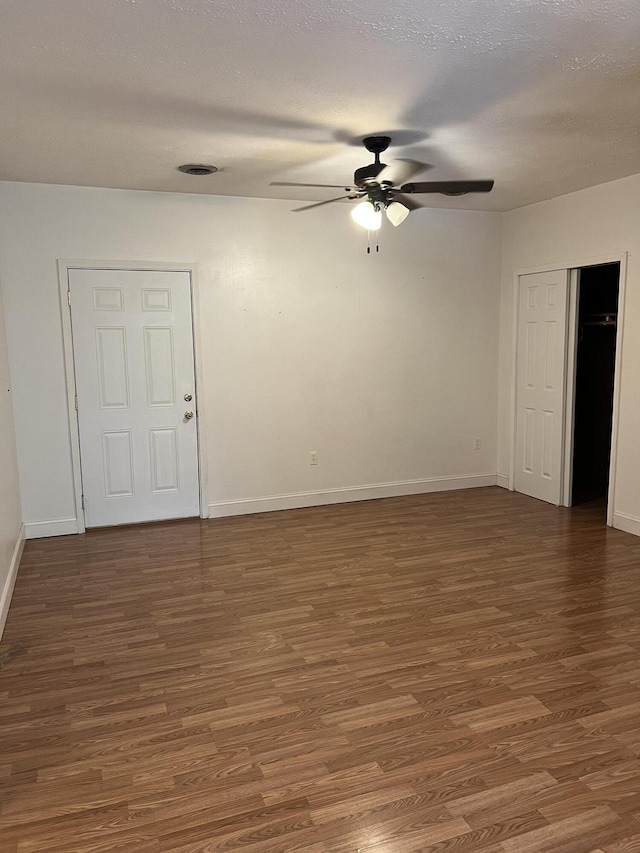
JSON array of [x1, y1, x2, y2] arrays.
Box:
[[354, 162, 386, 188]]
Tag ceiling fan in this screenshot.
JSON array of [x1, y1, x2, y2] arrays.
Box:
[[272, 135, 494, 229]]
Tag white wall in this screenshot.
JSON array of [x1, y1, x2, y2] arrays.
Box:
[[499, 172, 640, 534], [0, 275, 23, 635], [0, 181, 502, 532]]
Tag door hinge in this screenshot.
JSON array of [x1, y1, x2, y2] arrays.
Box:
[[81, 495, 85, 510], [67, 290, 71, 306], [74, 395, 78, 410]]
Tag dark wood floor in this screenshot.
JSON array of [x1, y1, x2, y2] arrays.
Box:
[[2, 488, 640, 852]]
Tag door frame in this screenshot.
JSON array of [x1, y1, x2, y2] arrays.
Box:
[[57, 260, 209, 533], [509, 251, 628, 527]]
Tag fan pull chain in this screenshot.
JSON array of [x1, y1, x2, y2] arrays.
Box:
[[365, 229, 382, 254]]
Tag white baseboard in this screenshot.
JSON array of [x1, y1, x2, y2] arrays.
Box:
[[25, 517, 79, 539], [208, 473, 498, 519], [496, 473, 510, 489], [612, 512, 640, 538], [0, 523, 25, 639]]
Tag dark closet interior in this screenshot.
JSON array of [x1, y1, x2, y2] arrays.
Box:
[[571, 262, 620, 506]]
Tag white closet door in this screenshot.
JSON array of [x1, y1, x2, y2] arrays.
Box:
[[69, 269, 200, 527], [514, 270, 569, 505]]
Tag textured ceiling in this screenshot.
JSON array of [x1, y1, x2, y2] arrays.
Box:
[[1, 0, 639, 211]]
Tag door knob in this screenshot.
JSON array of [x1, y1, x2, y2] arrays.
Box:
[[184, 410, 194, 420], [184, 394, 192, 402]]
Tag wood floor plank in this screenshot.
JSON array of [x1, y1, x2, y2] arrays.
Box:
[[2, 488, 640, 851]]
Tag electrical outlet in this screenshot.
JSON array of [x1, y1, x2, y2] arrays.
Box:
[[310, 451, 318, 466], [473, 438, 481, 451]]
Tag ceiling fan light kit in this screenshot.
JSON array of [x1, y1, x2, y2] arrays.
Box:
[[272, 136, 494, 249]]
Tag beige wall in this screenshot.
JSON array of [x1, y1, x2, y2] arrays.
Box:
[[499, 172, 640, 533], [0, 181, 502, 534], [0, 275, 23, 635]]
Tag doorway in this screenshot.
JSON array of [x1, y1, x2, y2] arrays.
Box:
[[66, 267, 202, 528], [511, 254, 626, 525], [569, 262, 620, 511]]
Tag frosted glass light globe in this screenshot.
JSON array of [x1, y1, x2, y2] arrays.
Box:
[[351, 201, 382, 230], [386, 201, 410, 226]]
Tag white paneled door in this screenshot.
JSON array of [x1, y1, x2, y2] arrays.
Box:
[[514, 270, 569, 505], [69, 269, 200, 527]]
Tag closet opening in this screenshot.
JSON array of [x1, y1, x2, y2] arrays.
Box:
[[570, 262, 620, 511]]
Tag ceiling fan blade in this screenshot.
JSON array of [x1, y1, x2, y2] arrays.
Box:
[[390, 192, 423, 211], [272, 181, 353, 190], [376, 159, 431, 187], [401, 180, 494, 195], [292, 195, 357, 212]]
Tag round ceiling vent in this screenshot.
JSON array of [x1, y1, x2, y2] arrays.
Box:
[[178, 164, 219, 176]]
